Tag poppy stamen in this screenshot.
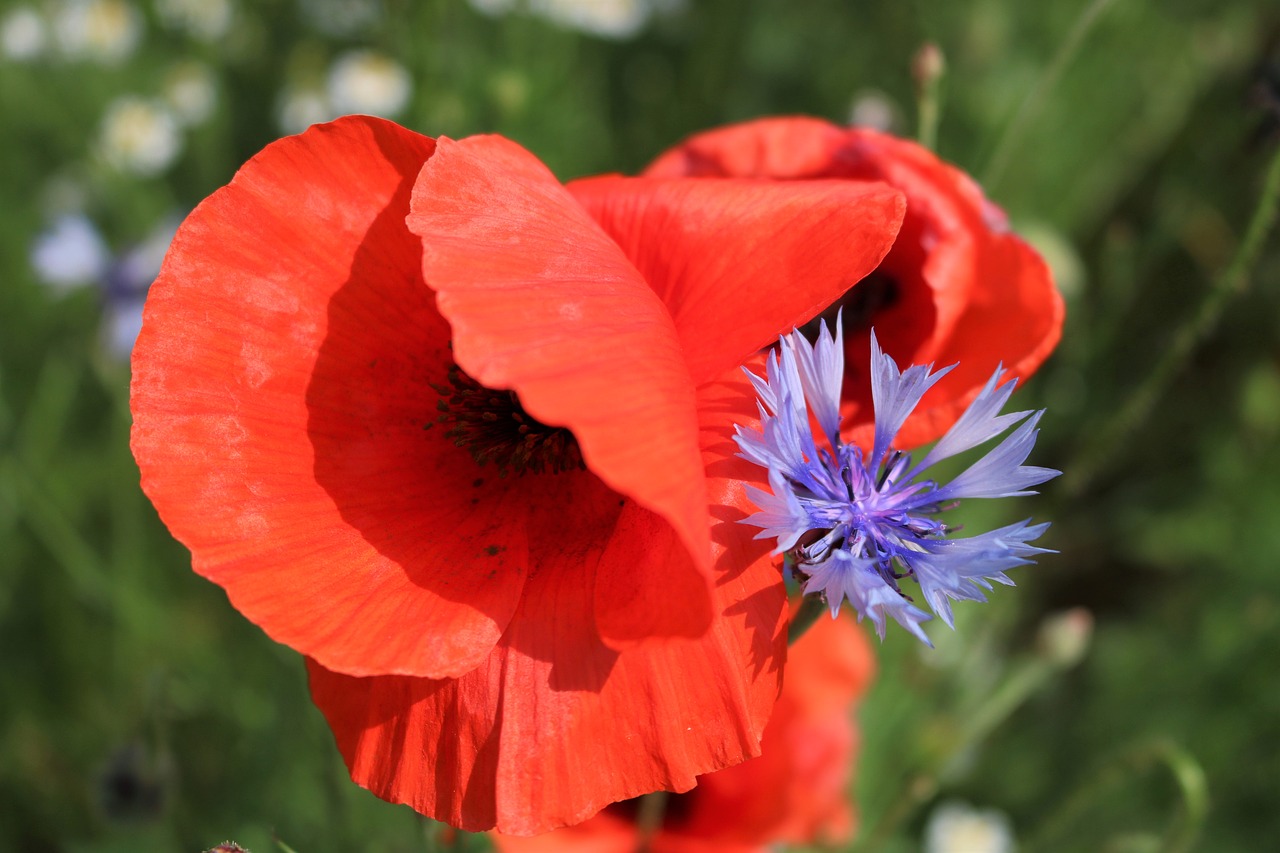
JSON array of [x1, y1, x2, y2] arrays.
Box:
[[799, 270, 900, 342], [432, 363, 584, 476]]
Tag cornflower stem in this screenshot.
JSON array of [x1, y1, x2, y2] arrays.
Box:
[[634, 790, 670, 853], [787, 593, 829, 645], [1064, 142, 1280, 497], [857, 655, 1061, 850], [982, 0, 1119, 192], [913, 43, 946, 151], [1025, 739, 1208, 853]]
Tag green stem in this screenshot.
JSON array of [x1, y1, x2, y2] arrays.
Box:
[[634, 790, 670, 853], [1064, 143, 1280, 497], [982, 0, 1120, 192], [857, 658, 1058, 850], [1, 456, 112, 608], [913, 43, 946, 151], [787, 593, 828, 645], [1026, 740, 1208, 853]]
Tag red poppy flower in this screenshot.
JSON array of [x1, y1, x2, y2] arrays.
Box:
[[491, 613, 876, 853], [130, 116, 906, 833], [644, 116, 1065, 449]]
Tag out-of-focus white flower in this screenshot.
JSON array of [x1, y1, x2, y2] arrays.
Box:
[[924, 801, 1017, 853], [1, 6, 48, 61], [326, 50, 411, 118], [466, 0, 515, 15], [298, 0, 381, 36], [466, 0, 660, 39], [30, 214, 110, 293], [533, 0, 649, 39], [54, 0, 142, 64], [99, 97, 182, 176], [163, 60, 218, 126], [276, 84, 333, 135], [848, 88, 902, 133], [154, 0, 233, 41]]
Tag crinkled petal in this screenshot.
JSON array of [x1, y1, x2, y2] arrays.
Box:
[[567, 174, 905, 386], [408, 135, 713, 645], [308, 369, 788, 835], [489, 608, 873, 853], [131, 116, 532, 679]]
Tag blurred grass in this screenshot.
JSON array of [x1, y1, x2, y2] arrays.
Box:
[[2, 0, 1279, 851]]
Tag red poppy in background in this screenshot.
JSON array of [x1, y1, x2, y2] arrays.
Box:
[[130, 116, 906, 833], [643, 116, 1065, 449], [492, 613, 876, 853]]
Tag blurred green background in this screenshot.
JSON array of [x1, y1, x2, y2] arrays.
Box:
[[2, 0, 1278, 851]]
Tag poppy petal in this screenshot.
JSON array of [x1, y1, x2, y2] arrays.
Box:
[[643, 117, 1063, 450], [489, 600, 873, 853], [407, 135, 715, 643], [681, 613, 873, 846], [567, 175, 906, 386], [308, 368, 787, 835], [131, 117, 532, 679], [901, 235, 1064, 445], [643, 115, 849, 180]]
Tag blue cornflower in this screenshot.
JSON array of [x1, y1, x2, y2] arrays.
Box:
[[735, 320, 1059, 645]]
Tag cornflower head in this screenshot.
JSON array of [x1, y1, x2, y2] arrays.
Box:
[[735, 319, 1059, 645]]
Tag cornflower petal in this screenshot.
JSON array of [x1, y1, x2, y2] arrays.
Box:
[[928, 411, 1059, 502], [909, 522, 1052, 627], [868, 330, 953, 470], [913, 366, 1029, 472], [741, 469, 811, 553], [737, 321, 1058, 643], [792, 316, 845, 449], [804, 552, 933, 644]]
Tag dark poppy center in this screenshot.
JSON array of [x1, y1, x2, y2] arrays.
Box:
[[430, 363, 584, 476], [799, 269, 900, 341]]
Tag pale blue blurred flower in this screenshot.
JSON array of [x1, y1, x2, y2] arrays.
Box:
[[101, 217, 179, 357], [30, 213, 178, 358], [30, 214, 110, 293]]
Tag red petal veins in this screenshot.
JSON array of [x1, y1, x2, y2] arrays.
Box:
[[308, 366, 788, 835], [408, 135, 716, 644], [568, 175, 905, 386], [131, 117, 531, 679]]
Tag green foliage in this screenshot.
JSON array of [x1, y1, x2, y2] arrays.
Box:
[[2, 0, 1278, 850]]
